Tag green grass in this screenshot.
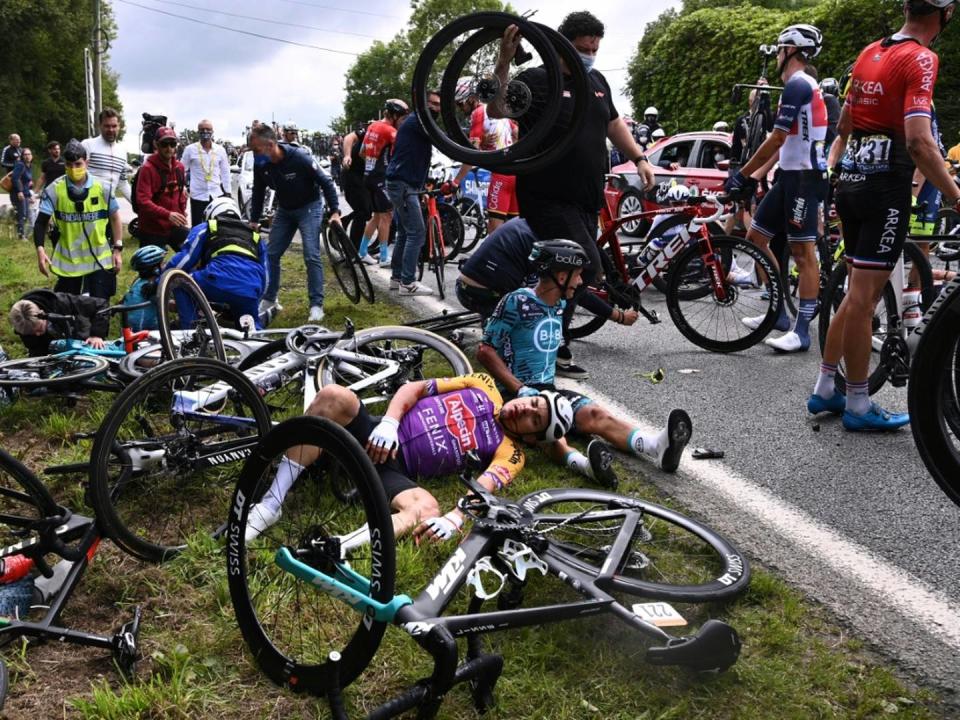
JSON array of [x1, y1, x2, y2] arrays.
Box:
[[0, 218, 953, 719]]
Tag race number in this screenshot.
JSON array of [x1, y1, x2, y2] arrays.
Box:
[[850, 135, 893, 174]]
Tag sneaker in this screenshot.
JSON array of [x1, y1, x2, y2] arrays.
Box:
[[360, 254, 378, 266], [764, 331, 810, 354], [727, 267, 756, 287], [587, 438, 618, 489], [379, 253, 392, 267], [806, 392, 845, 416], [259, 298, 282, 315], [658, 409, 692, 473], [390, 278, 401, 291], [742, 313, 790, 332], [245, 503, 282, 543], [555, 351, 589, 380], [308, 305, 325, 322], [399, 281, 434, 296], [842, 403, 910, 432]]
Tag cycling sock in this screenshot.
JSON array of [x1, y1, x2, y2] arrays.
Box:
[[846, 380, 870, 416], [564, 450, 593, 480], [262, 456, 305, 515], [813, 362, 837, 399], [359, 236, 371, 257], [774, 302, 791, 332], [794, 298, 817, 341], [627, 428, 660, 459]]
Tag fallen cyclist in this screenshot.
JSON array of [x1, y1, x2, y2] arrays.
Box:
[[245, 373, 579, 545], [475, 240, 693, 476], [8, 289, 109, 357]]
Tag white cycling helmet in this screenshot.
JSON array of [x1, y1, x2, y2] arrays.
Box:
[[454, 77, 475, 103], [537, 390, 574, 443], [666, 183, 691, 204], [777, 24, 822, 58], [644, 106, 659, 118], [204, 196, 241, 221], [713, 120, 730, 132], [651, 128, 666, 140]]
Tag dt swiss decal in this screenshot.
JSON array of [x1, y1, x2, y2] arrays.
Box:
[[443, 394, 478, 451]]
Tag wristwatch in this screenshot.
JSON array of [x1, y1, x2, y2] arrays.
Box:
[[112, 244, 123, 251], [634, 154, 648, 164]]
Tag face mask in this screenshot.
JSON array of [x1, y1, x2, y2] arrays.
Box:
[[66, 166, 86, 183], [198, 130, 213, 141], [578, 52, 595, 72], [254, 153, 269, 167]]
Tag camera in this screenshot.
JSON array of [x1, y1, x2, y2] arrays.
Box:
[[140, 113, 168, 154]]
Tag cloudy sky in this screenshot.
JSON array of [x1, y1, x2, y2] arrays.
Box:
[[109, 0, 681, 152]]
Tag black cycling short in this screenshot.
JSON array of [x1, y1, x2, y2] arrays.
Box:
[[835, 169, 913, 271], [343, 402, 416, 501], [751, 170, 828, 243], [363, 174, 392, 214]]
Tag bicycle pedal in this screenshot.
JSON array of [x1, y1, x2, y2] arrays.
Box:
[[113, 606, 142, 676]]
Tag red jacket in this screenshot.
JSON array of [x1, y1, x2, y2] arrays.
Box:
[[136, 153, 187, 236]]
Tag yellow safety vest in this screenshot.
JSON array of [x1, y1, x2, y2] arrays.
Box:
[[47, 177, 113, 277], [206, 218, 260, 261]]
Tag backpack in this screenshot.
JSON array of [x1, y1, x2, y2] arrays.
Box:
[[130, 163, 186, 214]]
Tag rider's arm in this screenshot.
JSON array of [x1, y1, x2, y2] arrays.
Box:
[[165, 224, 206, 273], [477, 295, 524, 392], [341, 132, 357, 169], [741, 75, 813, 178], [381, 379, 431, 422], [487, 25, 522, 119], [907, 116, 960, 203], [476, 342, 524, 395], [478, 437, 525, 493], [827, 104, 852, 168]]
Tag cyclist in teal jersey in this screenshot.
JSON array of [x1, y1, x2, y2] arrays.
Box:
[[477, 240, 693, 476]]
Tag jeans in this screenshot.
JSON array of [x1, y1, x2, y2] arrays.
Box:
[[14, 195, 31, 237], [264, 199, 325, 308], [385, 179, 424, 285]]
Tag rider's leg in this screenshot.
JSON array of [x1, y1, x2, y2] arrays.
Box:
[[389, 487, 441, 540], [573, 402, 691, 473], [838, 266, 890, 415]]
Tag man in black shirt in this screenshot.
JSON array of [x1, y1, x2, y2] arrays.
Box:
[[40, 141, 65, 191], [490, 11, 654, 379]]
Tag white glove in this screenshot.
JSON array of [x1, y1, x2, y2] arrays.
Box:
[[423, 511, 464, 541], [368, 417, 399, 453]]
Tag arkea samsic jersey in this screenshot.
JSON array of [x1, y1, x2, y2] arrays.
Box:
[[773, 70, 828, 171], [398, 374, 524, 489]]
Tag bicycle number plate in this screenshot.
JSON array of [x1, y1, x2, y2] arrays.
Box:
[[849, 135, 892, 174], [632, 602, 687, 627]]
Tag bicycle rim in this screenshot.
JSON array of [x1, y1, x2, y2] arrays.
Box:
[[438, 202, 464, 262], [227, 417, 395, 693], [0, 354, 110, 388], [522, 487, 750, 602], [158, 269, 226, 363], [430, 216, 446, 299], [0, 449, 61, 556], [90, 357, 271, 562], [323, 222, 361, 304], [568, 250, 618, 340]]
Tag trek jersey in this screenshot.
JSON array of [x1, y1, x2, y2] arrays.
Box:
[[469, 104, 513, 150], [482, 288, 564, 387], [842, 35, 939, 172], [398, 374, 525, 490], [361, 120, 397, 178], [773, 70, 828, 171]]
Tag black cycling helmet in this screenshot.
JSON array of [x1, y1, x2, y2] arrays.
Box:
[[63, 139, 86, 162], [384, 98, 409, 117], [528, 240, 588, 274], [820, 77, 840, 97]]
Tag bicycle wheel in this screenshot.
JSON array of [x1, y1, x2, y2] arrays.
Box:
[[429, 215, 446, 299], [227, 416, 395, 693], [437, 201, 465, 262], [157, 269, 226, 363], [666, 236, 782, 353], [0, 449, 61, 554], [323, 221, 361, 304], [456, 198, 486, 254], [568, 250, 618, 340], [521, 487, 750, 602], [89, 357, 271, 562], [0, 354, 110, 389], [316, 326, 471, 412]]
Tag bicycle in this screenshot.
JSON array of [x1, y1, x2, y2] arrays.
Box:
[[0, 448, 141, 709], [227, 419, 750, 718], [322, 214, 375, 304], [411, 188, 453, 299], [454, 166, 490, 254], [570, 193, 785, 353], [88, 324, 472, 562], [730, 44, 781, 169]]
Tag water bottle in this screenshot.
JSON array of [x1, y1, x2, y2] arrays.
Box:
[[259, 371, 285, 394], [638, 232, 670, 268], [902, 286, 921, 330]]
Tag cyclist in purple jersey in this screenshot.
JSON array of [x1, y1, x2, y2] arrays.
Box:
[[244, 373, 575, 546]]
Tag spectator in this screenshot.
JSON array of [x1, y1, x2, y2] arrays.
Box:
[[40, 141, 65, 190], [83, 108, 131, 200], [9, 289, 109, 357], [135, 127, 189, 250], [1, 134, 21, 172], [248, 124, 341, 323], [180, 118, 232, 226], [34, 139, 123, 300], [11, 148, 34, 240], [282, 122, 300, 146]]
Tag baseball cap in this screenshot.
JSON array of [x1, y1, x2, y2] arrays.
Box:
[[155, 127, 178, 144]]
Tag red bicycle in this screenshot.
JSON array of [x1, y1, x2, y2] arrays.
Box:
[[570, 186, 785, 353]]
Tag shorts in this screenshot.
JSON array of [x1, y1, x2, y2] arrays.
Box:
[[487, 173, 518, 220], [343, 402, 416, 501], [364, 174, 392, 214], [751, 170, 828, 243], [835, 169, 914, 271], [526, 384, 594, 432]]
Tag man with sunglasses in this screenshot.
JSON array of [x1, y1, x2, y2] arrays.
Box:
[[134, 126, 189, 250], [33, 139, 122, 300]]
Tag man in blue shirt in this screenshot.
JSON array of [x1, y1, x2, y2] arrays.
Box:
[[249, 125, 341, 323], [384, 90, 441, 296]]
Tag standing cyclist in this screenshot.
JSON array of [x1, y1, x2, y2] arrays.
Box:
[[808, 0, 960, 430], [359, 99, 409, 266]]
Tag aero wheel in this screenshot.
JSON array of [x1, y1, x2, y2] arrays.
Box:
[[568, 250, 619, 340], [666, 235, 782, 353], [0, 354, 110, 389], [522, 487, 750, 602], [227, 417, 395, 693], [437, 202, 465, 263], [316, 326, 471, 413], [429, 215, 446, 299], [456, 198, 486, 254], [0, 449, 62, 557], [158, 269, 226, 362], [323, 221, 361, 304], [89, 357, 271, 563]]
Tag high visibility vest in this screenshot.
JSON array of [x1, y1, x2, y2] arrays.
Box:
[[47, 178, 113, 277], [205, 217, 260, 263]]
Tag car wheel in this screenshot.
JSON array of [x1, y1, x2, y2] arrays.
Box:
[[617, 190, 647, 237]]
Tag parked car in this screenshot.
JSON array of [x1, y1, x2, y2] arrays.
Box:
[[606, 131, 733, 237], [231, 150, 255, 220]]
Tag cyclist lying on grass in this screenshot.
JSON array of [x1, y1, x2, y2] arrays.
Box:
[[476, 240, 693, 476], [8, 289, 109, 357], [245, 373, 587, 545]]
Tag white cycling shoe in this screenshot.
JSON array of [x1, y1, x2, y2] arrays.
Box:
[[245, 503, 282, 543], [764, 331, 810, 354]]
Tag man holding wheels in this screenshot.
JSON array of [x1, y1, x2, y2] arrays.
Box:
[[244, 373, 574, 545], [808, 0, 960, 431], [725, 23, 829, 354]]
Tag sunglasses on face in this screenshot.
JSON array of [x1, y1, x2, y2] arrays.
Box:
[[158, 140, 177, 148]]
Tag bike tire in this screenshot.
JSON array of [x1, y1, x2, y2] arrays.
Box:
[[157, 269, 226, 363], [429, 215, 446, 299], [0, 448, 62, 549], [227, 416, 395, 693], [567, 249, 618, 340], [323, 221, 361, 304], [520, 487, 750, 602], [89, 357, 271, 563], [437, 202, 465, 263], [456, 198, 486, 254], [0, 354, 110, 389], [666, 235, 782, 353]]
